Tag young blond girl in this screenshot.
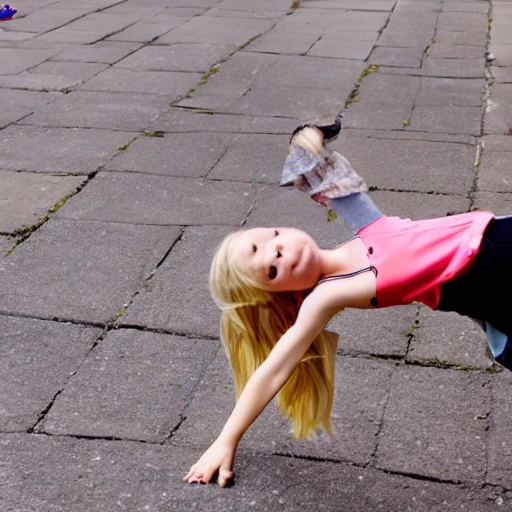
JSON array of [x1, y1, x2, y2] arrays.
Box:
[[184, 121, 512, 487]]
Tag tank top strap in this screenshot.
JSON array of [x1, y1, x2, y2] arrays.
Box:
[[316, 266, 377, 285]]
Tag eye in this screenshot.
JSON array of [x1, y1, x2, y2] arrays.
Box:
[[274, 230, 279, 236], [276, 250, 282, 258], [252, 244, 257, 253], [269, 265, 277, 280]]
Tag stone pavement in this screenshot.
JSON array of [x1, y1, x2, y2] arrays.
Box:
[[1, 0, 512, 510]]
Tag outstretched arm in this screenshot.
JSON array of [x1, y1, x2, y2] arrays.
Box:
[[184, 299, 336, 486]]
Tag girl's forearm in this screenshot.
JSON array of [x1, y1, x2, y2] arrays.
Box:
[[217, 360, 286, 446], [217, 323, 317, 447]]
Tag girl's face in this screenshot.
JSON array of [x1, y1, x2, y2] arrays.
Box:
[[231, 227, 322, 292]]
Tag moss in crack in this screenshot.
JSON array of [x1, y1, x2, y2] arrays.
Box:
[[199, 64, 221, 86], [403, 118, 411, 127], [118, 137, 137, 152], [239, 34, 260, 51], [4, 185, 86, 256], [425, 359, 474, 371], [111, 307, 126, 327], [345, 65, 378, 106], [288, 0, 300, 14]]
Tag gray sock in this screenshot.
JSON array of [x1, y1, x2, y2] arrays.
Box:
[[328, 193, 383, 234]]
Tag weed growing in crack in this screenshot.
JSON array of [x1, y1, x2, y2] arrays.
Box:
[[345, 65, 378, 106]]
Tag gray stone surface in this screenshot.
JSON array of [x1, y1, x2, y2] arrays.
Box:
[[55, 172, 255, 225], [415, 77, 485, 107], [376, 365, 489, 483], [336, 132, 477, 194], [114, 44, 234, 72], [38, 329, 218, 442], [106, 132, 234, 177], [208, 133, 289, 183], [1, 434, 504, 512], [0, 236, 12, 255], [0, 171, 84, 233], [407, 105, 483, 135], [479, 151, 512, 193], [2, 0, 512, 508], [0, 61, 108, 92], [474, 191, 512, 216], [0, 125, 135, 174], [408, 306, 493, 369], [23, 91, 171, 131], [79, 67, 202, 96], [484, 83, 512, 134], [121, 225, 234, 338], [0, 219, 181, 324], [0, 316, 101, 432], [149, 109, 297, 135]]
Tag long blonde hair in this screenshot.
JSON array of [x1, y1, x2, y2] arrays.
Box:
[[210, 230, 338, 439]]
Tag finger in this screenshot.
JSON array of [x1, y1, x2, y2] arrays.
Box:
[[183, 465, 197, 481], [217, 468, 234, 487]]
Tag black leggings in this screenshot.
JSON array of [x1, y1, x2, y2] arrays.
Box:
[[438, 216, 512, 366]]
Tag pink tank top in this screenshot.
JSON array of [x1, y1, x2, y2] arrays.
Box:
[[357, 212, 494, 309]]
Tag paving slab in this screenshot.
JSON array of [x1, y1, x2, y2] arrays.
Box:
[[407, 306, 493, 370], [78, 67, 202, 97], [50, 41, 143, 64], [0, 316, 101, 432], [23, 91, 171, 131], [0, 219, 181, 324], [208, 133, 289, 184], [106, 132, 234, 177], [0, 125, 136, 175], [473, 191, 512, 217], [376, 365, 490, 483], [434, 29, 488, 47], [179, 52, 365, 117], [149, 109, 297, 135], [0, 61, 108, 92], [369, 46, 423, 68], [335, 132, 477, 194], [0, 47, 58, 75], [484, 83, 512, 134], [105, 17, 190, 43], [329, 305, 417, 358], [415, 77, 485, 107], [0, 88, 60, 129], [1, 434, 506, 512], [4, 8, 91, 34], [38, 329, 218, 442], [343, 102, 413, 131], [377, 10, 437, 49], [437, 11, 488, 33], [36, 12, 141, 44], [114, 43, 234, 73], [120, 225, 234, 338], [478, 150, 512, 193], [0, 170, 84, 234], [55, 172, 255, 225], [407, 105, 483, 136], [487, 370, 512, 490], [155, 15, 273, 46], [428, 43, 487, 59], [369, 189, 471, 218]]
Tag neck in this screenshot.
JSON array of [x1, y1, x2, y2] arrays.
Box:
[[318, 239, 369, 278]]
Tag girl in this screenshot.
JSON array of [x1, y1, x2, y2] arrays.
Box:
[[184, 121, 512, 487]]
